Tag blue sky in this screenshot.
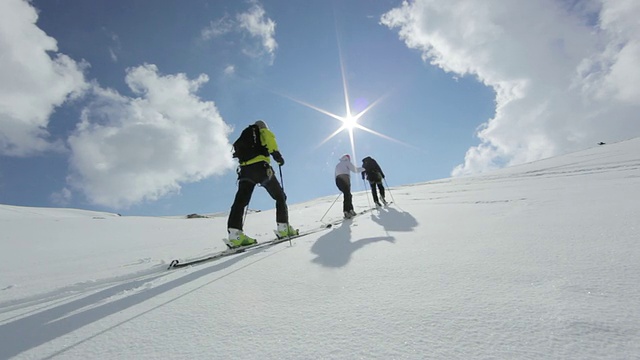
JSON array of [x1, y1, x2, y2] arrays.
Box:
[[1, 0, 639, 217]]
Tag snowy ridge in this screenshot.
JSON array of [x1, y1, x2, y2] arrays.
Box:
[[1, 138, 639, 359], [0, 204, 120, 219]]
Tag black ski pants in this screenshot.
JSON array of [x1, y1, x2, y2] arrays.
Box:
[[369, 181, 385, 203], [335, 174, 353, 213], [227, 161, 288, 230]]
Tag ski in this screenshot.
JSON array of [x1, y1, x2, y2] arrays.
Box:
[[167, 202, 392, 270], [325, 201, 392, 228], [167, 235, 294, 269], [168, 226, 324, 270]]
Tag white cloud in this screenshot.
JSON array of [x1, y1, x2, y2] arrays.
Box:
[[223, 65, 236, 76], [105, 31, 121, 63], [381, 0, 640, 176], [50, 187, 72, 206], [0, 0, 88, 156], [109, 48, 118, 62], [237, 1, 278, 57], [67, 64, 235, 209], [582, 0, 640, 104], [201, 15, 235, 40], [201, 1, 277, 64]]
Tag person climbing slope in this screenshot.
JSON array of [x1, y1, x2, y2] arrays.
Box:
[[335, 154, 364, 219], [361, 156, 387, 207], [225, 120, 297, 249]]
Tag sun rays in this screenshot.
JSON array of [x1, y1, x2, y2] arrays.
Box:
[[284, 84, 411, 155], [281, 73, 409, 157], [274, 19, 415, 159]]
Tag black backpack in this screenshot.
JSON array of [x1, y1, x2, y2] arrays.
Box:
[[362, 157, 382, 181], [362, 157, 374, 170], [232, 124, 269, 162]]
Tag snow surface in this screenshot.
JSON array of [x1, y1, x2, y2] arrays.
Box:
[[1, 138, 640, 359]]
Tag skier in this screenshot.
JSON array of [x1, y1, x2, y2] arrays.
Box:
[[361, 156, 387, 207], [335, 154, 364, 219], [226, 120, 297, 249]]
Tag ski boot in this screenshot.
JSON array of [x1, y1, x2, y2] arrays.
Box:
[[226, 228, 257, 249], [277, 223, 299, 239]]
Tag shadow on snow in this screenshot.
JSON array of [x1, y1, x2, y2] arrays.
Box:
[[0, 247, 285, 359], [310, 205, 418, 268]]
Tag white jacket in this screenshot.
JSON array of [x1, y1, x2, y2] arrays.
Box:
[[335, 155, 363, 178]]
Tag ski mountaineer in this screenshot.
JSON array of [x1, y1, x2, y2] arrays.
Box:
[[335, 154, 364, 219], [361, 156, 387, 207], [226, 120, 298, 249]]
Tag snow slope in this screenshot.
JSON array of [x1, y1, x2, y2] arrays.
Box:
[[1, 139, 639, 359]]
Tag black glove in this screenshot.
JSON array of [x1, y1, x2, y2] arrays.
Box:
[[271, 151, 284, 166], [361, 172, 365, 180]]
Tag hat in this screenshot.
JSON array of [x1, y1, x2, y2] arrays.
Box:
[[340, 154, 350, 161], [254, 120, 268, 129]]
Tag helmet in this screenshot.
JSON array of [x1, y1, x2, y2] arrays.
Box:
[[340, 154, 350, 161], [254, 120, 268, 129]]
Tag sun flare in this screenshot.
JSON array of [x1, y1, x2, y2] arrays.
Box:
[[343, 114, 358, 130], [275, 31, 415, 156]]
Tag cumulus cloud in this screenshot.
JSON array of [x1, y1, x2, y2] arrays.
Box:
[[201, 0, 277, 63], [67, 64, 235, 208], [237, 1, 278, 56], [0, 0, 88, 156], [381, 0, 640, 176]]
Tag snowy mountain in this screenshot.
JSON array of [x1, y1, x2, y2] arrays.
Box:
[[1, 138, 639, 359]]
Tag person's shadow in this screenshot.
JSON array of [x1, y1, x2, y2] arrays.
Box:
[[310, 219, 394, 268], [370, 206, 418, 232]]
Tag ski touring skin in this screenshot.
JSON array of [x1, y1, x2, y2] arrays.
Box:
[[167, 202, 391, 270]]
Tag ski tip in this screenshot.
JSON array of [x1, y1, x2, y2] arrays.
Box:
[[168, 259, 179, 270]]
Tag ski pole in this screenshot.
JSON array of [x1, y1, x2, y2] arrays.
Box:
[[235, 167, 252, 226], [276, 165, 293, 244], [243, 192, 251, 225], [319, 193, 342, 223], [383, 178, 396, 204], [363, 178, 372, 210]]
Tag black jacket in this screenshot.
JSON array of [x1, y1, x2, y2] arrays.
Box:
[[361, 156, 385, 182]]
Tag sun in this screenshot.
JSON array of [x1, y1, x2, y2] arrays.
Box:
[[273, 30, 415, 154], [343, 114, 358, 130], [280, 90, 410, 151]]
